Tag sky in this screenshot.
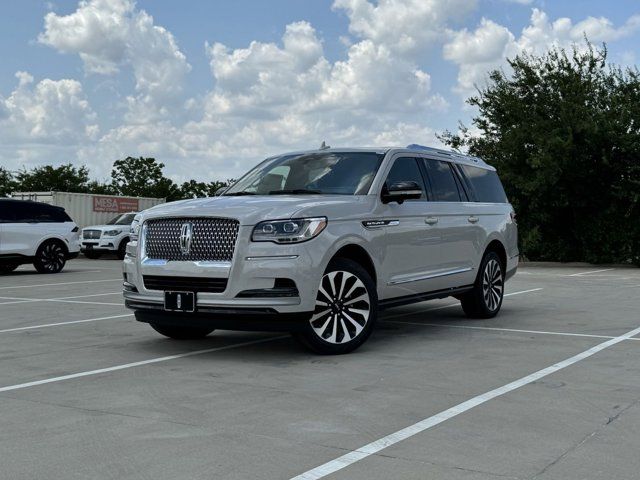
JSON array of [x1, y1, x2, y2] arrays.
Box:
[[0, 0, 638, 183]]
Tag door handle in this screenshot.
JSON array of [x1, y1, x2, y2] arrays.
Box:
[[468, 216, 479, 224], [425, 216, 438, 225]]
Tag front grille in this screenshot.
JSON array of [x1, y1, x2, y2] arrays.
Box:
[[144, 217, 239, 261], [83, 230, 102, 240], [143, 275, 228, 293]]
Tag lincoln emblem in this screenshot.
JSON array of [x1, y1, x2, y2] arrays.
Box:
[[179, 222, 193, 255]]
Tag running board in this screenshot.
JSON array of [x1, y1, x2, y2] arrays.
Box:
[[379, 285, 473, 310]]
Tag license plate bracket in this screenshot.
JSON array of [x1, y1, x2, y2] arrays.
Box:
[[164, 291, 196, 313]]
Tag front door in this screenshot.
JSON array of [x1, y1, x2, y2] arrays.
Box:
[[375, 156, 443, 299]]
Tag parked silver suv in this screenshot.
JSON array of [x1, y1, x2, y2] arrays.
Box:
[[123, 145, 518, 354]]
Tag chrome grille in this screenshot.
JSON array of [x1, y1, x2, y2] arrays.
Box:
[[83, 230, 102, 240], [144, 217, 239, 261]]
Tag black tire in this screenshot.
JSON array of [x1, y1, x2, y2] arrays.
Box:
[[0, 263, 19, 274], [84, 251, 102, 259], [460, 250, 504, 319], [292, 258, 378, 355], [150, 323, 216, 340], [116, 238, 129, 260], [33, 240, 67, 274]]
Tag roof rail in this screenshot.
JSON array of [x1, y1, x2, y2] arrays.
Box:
[[406, 144, 481, 163]]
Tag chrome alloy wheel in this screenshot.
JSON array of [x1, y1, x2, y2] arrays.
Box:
[[39, 243, 66, 272], [310, 270, 371, 344], [482, 258, 503, 312]]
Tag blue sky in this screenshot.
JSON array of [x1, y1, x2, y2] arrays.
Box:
[[0, 0, 638, 182]]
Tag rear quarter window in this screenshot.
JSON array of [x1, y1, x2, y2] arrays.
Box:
[[459, 165, 508, 203]]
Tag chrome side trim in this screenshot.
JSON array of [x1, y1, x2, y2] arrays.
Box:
[[245, 255, 299, 261], [388, 267, 473, 286]]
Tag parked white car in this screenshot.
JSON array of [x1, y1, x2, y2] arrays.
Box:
[[81, 212, 137, 260], [0, 199, 80, 274]]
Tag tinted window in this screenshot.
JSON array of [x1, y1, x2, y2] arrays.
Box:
[[423, 159, 461, 202], [108, 213, 137, 225], [384, 157, 426, 199], [459, 165, 508, 203], [0, 201, 18, 222], [5, 202, 71, 223]]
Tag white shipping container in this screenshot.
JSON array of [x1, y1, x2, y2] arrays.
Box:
[[11, 191, 165, 228]]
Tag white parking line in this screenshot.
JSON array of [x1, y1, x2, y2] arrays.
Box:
[[384, 288, 543, 320], [0, 292, 122, 306], [387, 321, 640, 341], [0, 295, 122, 306], [0, 278, 121, 290], [290, 324, 640, 480], [0, 314, 134, 334], [0, 336, 287, 394], [567, 268, 614, 277]]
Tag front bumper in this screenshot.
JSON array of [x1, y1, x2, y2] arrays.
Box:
[[81, 240, 118, 252], [122, 225, 330, 315]]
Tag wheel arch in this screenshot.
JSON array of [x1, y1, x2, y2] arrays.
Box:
[[484, 238, 507, 271], [329, 243, 377, 286], [36, 236, 69, 255]]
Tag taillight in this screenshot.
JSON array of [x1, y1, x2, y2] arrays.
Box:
[[510, 211, 517, 223], [71, 226, 79, 232]]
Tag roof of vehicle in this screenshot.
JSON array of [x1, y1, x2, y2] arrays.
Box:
[[272, 145, 493, 170]]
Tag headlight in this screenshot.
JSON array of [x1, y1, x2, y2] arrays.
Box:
[[103, 229, 121, 237], [252, 217, 327, 243], [130, 215, 142, 241]]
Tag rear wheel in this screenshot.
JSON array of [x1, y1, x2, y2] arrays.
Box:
[[0, 263, 19, 274], [460, 251, 504, 318], [33, 241, 67, 274], [150, 323, 215, 340], [293, 258, 377, 355]]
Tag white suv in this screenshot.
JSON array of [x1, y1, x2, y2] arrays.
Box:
[[0, 199, 80, 274], [123, 146, 518, 354], [81, 212, 137, 260]]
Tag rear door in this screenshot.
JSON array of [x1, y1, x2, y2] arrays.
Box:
[[419, 158, 478, 287], [2, 202, 50, 256]]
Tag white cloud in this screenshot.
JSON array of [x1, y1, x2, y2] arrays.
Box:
[[444, 8, 640, 96], [333, 0, 477, 55], [1, 71, 97, 143], [39, 0, 190, 121]]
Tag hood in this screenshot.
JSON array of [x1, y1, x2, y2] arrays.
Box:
[[141, 195, 374, 226], [83, 225, 129, 231]]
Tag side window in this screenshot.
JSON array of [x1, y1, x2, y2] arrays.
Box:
[[0, 202, 17, 223], [459, 165, 508, 203], [422, 159, 461, 202], [384, 157, 427, 199]]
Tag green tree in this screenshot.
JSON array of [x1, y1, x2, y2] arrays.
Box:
[[440, 43, 640, 264], [179, 180, 233, 199], [14, 164, 93, 193], [0, 167, 16, 197], [111, 157, 180, 201]]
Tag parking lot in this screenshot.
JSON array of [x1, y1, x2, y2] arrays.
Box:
[[0, 258, 639, 479]]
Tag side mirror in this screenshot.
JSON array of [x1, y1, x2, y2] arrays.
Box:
[[382, 181, 422, 204], [214, 187, 228, 196]]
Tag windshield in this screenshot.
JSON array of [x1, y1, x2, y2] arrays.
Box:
[[224, 152, 384, 196], [107, 213, 137, 225]]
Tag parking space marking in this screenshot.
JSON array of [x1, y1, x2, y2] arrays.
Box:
[[567, 268, 614, 277], [0, 314, 134, 334], [0, 278, 121, 290], [289, 324, 640, 480], [387, 321, 640, 341], [0, 292, 122, 306], [0, 295, 122, 306], [0, 336, 287, 394], [384, 288, 543, 320]]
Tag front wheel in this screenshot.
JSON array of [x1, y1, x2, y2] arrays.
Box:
[[293, 258, 378, 355], [116, 239, 129, 260], [150, 323, 215, 340], [460, 251, 504, 318], [33, 241, 67, 273]]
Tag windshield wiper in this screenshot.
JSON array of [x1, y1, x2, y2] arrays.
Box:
[[269, 189, 322, 195], [224, 191, 257, 196]]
